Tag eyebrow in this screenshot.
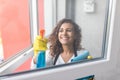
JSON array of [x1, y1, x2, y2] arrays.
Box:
[[59, 27, 73, 30]]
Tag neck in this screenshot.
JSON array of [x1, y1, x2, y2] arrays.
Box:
[[62, 45, 74, 54]]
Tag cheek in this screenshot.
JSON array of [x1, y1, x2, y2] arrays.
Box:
[[58, 34, 61, 42], [58, 33, 60, 38], [70, 33, 75, 39]]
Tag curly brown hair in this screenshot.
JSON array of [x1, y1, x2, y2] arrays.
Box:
[[48, 18, 82, 57]]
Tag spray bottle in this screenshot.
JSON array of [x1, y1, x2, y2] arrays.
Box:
[[33, 29, 47, 68]]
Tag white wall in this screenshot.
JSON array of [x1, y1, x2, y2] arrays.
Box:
[[74, 0, 107, 58]]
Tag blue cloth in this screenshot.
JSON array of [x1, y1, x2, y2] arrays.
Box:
[[71, 50, 89, 62], [36, 51, 46, 68]]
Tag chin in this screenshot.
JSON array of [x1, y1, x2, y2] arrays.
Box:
[[61, 43, 70, 46]]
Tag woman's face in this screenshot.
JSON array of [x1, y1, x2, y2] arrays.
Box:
[[58, 23, 75, 46]]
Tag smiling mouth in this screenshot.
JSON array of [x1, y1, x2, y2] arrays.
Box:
[[61, 37, 69, 40]]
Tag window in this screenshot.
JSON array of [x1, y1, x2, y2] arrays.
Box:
[[0, 0, 32, 74], [0, 0, 112, 77]]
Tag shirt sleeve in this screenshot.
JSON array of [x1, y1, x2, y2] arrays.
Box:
[[30, 56, 36, 69], [45, 50, 54, 67]]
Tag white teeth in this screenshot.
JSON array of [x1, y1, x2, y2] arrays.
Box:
[[62, 37, 68, 39]]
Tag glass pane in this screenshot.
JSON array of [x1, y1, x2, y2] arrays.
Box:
[[36, 0, 110, 68], [0, 0, 112, 78], [0, 0, 31, 65]]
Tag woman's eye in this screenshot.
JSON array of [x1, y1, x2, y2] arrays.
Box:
[[67, 29, 72, 32], [59, 29, 73, 32]]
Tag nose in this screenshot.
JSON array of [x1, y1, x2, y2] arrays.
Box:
[[62, 30, 67, 35]]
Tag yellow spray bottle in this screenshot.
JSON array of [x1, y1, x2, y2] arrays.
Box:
[[33, 29, 47, 68]]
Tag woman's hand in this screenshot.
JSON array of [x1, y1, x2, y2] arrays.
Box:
[[33, 56, 37, 64]]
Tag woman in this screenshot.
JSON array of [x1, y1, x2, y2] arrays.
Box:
[[31, 18, 87, 69]]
